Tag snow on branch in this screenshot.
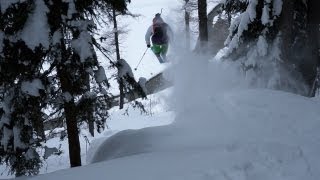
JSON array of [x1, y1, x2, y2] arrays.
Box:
[[71, 31, 94, 62], [0, 0, 20, 13], [118, 59, 134, 79], [21, 0, 50, 50], [224, 0, 283, 55], [21, 79, 45, 97], [94, 66, 108, 83]]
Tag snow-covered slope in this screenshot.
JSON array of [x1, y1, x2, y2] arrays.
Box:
[[22, 51, 320, 179], [22, 88, 320, 180]]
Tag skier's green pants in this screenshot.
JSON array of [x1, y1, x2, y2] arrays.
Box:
[[151, 44, 168, 63], [151, 44, 168, 56]]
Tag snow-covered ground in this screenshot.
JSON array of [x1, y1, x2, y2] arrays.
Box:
[[17, 86, 320, 180], [14, 51, 320, 180], [0, 88, 173, 179], [40, 89, 174, 176]]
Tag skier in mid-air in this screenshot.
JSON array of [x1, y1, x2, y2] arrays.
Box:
[[145, 13, 173, 63]]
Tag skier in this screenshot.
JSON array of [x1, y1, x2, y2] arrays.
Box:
[[145, 13, 173, 63]]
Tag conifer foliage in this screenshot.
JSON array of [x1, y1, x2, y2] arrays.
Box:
[[0, 0, 130, 176], [222, 0, 313, 95]]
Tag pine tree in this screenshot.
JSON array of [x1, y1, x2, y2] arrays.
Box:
[[222, 0, 315, 95], [110, 3, 126, 110], [97, 3, 146, 109], [45, 0, 131, 168], [0, 0, 132, 176], [0, 0, 49, 176]]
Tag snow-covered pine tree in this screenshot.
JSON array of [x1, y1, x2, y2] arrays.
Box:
[[0, 0, 132, 176], [0, 0, 49, 176], [105, 3, 146, 109], [95, 3, 147, 109], [222, 0, 313, 95], [45, 0, 131, 167]]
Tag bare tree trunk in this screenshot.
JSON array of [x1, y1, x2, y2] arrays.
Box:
[[113, 9, 121, 61], [33, 103, 45, 140], [58, 77, 82, 167], [308, 0, 320, 96], [64, 99, 82, 167], [113, 7, 125, 109], [57, 33, 81, 167], [85, 74, 94, 137], [278, 0, 318, 95], [278, 0, 294, 63], [308, 0, 320, 61], [198, 0, 208, 48], [185, 0, 191, 50]]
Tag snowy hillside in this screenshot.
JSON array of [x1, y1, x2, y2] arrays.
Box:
[[21, 87, 320, 180], [17, 51, 320, 180]]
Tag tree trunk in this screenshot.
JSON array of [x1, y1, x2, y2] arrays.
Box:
[[308, 0, 320, 62], [185, 0, 191, 50], [207, 3, 227, 55], [278, 0, 294, 63], [113, 8, 120, 61], [57, 36, 81, 167], [278, 0, 313, 95], [64, 100, 82, 167], [113, 7, 124, 109], [58, 76, 82, 167], [85, 74, 94, 137], [198, 0, 208, 48], [34, 102, 45, 140], [307, 0, 320, 96]]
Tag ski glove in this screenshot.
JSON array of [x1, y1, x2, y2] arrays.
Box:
[[147, 44, 151, 48]]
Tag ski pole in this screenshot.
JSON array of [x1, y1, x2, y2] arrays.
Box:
[[134, 47, 149, 71]]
